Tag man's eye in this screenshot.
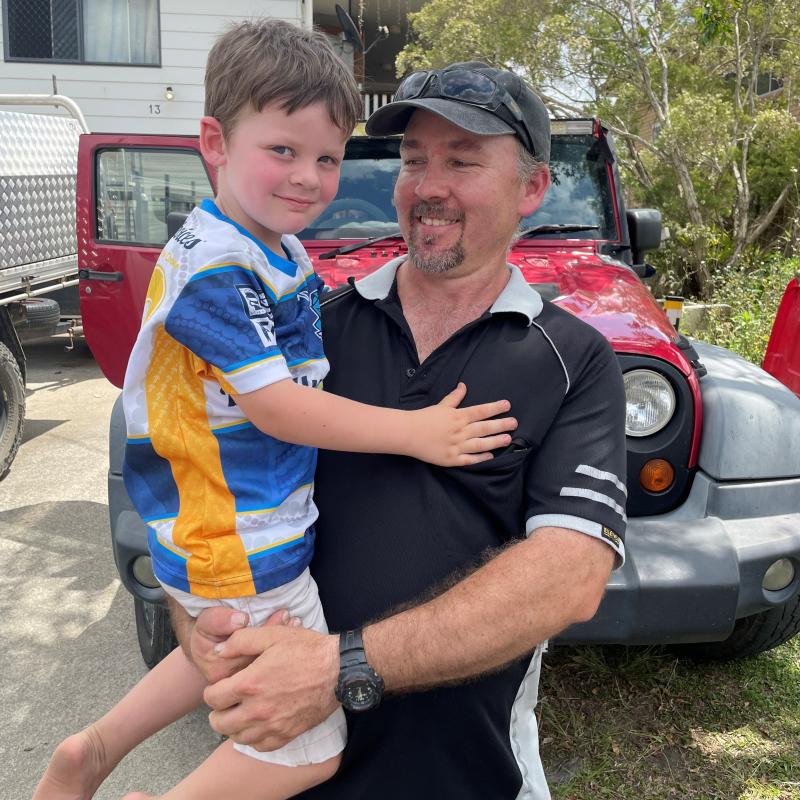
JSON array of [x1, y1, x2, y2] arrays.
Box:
[[402, 158, 423, 166], [452, 160, 474, 168]]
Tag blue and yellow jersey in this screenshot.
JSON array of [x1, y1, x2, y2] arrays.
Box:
[[122, 199, 327, 599]]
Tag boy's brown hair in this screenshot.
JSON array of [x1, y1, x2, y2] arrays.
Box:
[[205, 19, 362, 138]]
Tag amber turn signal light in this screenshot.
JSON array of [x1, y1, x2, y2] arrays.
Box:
[[640, 459, 675, 493]]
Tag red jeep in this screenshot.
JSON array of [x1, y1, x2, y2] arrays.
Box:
[[76, 120, 800, 667]]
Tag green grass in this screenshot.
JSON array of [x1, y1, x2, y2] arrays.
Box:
[[538, 638, 800, 799]]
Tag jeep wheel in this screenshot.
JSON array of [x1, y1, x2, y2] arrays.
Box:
[[134, 597, 177, 669], [0, 342, 25, 481], [678, 593, 800, 661]]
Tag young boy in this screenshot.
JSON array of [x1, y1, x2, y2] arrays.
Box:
[[33, 19, 515, 800]]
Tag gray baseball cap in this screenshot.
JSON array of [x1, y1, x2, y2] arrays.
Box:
[[366, 62, 551, 163]]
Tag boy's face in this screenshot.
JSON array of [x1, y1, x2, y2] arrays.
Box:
[[203, 101, 349, 253]]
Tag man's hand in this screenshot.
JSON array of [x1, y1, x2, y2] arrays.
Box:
[[204, 625, 340, 751], [186, 604, 300, 684]]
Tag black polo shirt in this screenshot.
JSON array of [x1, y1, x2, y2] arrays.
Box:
[[298, 259, 626, 800]]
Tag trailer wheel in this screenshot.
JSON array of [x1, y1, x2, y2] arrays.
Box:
[[134, 597, 177, 669], [676, 593, 800, 661], [0, 342, 25, 481]]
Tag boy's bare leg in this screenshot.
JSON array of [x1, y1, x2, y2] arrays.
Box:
[[33, 646, 207, 800], [121, 739, 341, 800]]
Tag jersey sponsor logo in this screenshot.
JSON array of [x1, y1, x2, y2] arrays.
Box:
[[236, 284, 276, 348], [172, 225, 202, 250], [297, 289, 323, 341], [143, 265, 166, 322], [601, 526, 621, 548]]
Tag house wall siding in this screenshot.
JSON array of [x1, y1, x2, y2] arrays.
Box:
[[0, 0, 303, 134]]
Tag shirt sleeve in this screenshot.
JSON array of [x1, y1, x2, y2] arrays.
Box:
[[164, 256, 292, 395], [524, 334, 627, 565]]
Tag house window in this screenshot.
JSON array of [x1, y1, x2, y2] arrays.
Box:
[[756, 71, 783, 96], [5, 0, 160, 65]]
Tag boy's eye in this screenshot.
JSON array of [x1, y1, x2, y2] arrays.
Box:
[[270, 145, 294, 156], [318, 155, 340, 165]]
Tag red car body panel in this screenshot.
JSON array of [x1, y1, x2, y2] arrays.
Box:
[[763, 277, 800, 396], [77, 134, 216, 388]]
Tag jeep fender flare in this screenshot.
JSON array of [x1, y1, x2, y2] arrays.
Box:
[[693, 340, 800, 481]]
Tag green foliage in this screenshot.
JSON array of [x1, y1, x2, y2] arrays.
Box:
[[695, 254, 799, 364], [397, 0, 800, 297]]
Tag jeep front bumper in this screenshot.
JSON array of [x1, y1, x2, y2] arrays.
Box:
[[109, 467, 800, 646], [561, 471, 800, 644]]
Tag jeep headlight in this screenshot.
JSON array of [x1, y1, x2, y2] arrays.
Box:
[[623, 369, 676, 437]]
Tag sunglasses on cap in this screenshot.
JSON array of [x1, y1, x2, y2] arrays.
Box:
[[394, 68, 536, 155]]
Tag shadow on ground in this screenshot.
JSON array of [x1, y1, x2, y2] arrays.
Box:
[[0, 500, 218, 800]]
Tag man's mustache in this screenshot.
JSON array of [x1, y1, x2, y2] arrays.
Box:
[[409, 202, 464, 222]]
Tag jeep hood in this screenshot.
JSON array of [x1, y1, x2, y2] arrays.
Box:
[[306, 239, 690, 375]]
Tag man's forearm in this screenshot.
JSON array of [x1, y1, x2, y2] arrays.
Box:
[[363, 526, 614, 692]]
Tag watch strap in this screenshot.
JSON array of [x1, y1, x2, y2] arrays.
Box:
[[339, 628, 367, 669]]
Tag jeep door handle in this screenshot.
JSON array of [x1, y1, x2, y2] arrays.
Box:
[[79, 268, 124, 282]]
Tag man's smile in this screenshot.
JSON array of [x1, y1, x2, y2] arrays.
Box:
[[418, 216, 459, 227]]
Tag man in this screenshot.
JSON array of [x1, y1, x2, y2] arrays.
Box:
[[174, 62, 627, 799]]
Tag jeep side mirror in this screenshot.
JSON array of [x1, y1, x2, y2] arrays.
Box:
[[627, 208, 662, 269], [167, 211, 189, 240]]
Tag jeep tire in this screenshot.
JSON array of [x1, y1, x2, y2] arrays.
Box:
[[134, 597, 177, 669], [679, 593, 800, 661], [0, 342, 25, 481]]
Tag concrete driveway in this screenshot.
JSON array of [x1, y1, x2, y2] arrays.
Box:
[[1, 338, 218, 800]]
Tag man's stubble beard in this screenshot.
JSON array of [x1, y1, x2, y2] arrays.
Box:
[[406, 202, 465, 274]]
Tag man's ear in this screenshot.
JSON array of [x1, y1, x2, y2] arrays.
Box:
[[518, 165, 551, 218], [200, 116, 227, 168]]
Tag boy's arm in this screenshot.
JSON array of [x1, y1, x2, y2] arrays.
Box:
[[234, 379, 516, 467]]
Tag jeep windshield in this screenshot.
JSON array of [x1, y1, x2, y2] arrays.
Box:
[[299, 132, 617, 242]]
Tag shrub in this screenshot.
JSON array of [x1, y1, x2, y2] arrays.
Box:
[[695, 254, 799, 365]]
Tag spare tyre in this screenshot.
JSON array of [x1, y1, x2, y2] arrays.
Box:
[[16, 298, 61, 343], [0, 342, 25, 480]]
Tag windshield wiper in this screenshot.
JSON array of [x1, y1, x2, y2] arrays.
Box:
[[318, 229, 403, 260], [519, 224, 600, 238]]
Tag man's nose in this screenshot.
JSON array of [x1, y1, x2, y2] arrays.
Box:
[[414, 163, 449, 200]]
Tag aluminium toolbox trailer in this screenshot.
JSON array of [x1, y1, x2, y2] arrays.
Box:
[[0, 95, 89, 479]]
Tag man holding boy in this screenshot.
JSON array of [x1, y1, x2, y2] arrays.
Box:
[[180, 62, 628, 799]]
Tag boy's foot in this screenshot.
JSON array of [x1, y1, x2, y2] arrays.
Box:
[[32, 726, 113, 800]]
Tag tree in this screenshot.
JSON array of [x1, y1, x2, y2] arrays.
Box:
[[398, 0, 800, 297]]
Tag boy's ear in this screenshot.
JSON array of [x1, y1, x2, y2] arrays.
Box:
[[200, 116, 227, 168]]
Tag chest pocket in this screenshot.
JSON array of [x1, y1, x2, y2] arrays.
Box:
[[452, 439, 531, 513]]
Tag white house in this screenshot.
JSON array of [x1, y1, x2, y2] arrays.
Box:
[[0, 0, 418, 134]]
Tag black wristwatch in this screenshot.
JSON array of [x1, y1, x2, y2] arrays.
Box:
[[335, 629, 384, 712]]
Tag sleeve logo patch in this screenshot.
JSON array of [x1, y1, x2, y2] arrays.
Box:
[[601, 526, 621, 547], [236, 284, 276, 348]]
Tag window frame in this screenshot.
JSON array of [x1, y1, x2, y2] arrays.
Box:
[[3, 0, 162, 67], [94, 145, 214, 248]]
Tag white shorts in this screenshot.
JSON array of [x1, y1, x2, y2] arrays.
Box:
[[161, 568, 347, 766]]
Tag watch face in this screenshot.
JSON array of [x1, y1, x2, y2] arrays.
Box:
[[343, 677, 378, 711]]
